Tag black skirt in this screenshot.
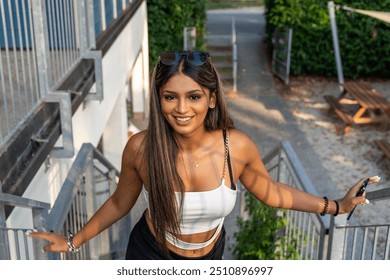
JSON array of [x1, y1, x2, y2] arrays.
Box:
[[125, 213, 226, 260]]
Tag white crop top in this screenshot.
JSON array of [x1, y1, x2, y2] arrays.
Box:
[[142, 179, 237, 250], [143, 129, 236, 250]]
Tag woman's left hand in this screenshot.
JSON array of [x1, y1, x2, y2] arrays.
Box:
[[338, 176, 380, 214]]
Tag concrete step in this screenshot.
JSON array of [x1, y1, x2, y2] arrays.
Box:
[[214, 61, 233, 69], [207, 44, 232, 51], [208, 47, 232, 57], [206, 40, 234, 94]]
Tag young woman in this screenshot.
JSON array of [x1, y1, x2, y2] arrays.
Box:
[[29, 50, 380, 259]]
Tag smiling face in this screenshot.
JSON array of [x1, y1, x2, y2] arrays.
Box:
[[160, 74, 216, 136]]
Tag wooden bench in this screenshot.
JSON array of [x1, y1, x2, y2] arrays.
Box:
[[341, 81, 390, 125], [374, 139, 390, 162], [343, 82, 390, 111], [324, 95, 353, 132]]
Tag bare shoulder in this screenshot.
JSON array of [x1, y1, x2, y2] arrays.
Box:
[[228, 128, 262, 163], [122, 130, 146, 165], [229, 128, 258, 152]]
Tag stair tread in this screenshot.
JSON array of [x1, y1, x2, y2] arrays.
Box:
[[214, 61, 232, 66]]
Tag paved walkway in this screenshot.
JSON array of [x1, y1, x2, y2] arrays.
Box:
[[206, 7, 335, 259]]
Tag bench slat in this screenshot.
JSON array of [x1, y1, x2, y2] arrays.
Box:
[[344, 81, 390, 110], [324, 95, 353, 125]]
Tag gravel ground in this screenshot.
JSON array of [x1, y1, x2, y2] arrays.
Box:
[[277, 76, 390, 225]]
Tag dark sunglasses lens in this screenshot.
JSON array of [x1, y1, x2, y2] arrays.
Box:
[[188, 52, 208, 66], [160, 51, 180, 65]]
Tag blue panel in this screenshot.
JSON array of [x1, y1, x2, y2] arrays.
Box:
[[116, 0, 123, 15], [0, 0, 32, 48], [46, 0, 74, 49], [104, 0, 114, 28], [0, 0, 75, 49], [94, 0, 102, 37], [0, 0, 110, 45]]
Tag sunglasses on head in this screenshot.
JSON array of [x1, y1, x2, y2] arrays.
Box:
[[159, 51, 210, 66]]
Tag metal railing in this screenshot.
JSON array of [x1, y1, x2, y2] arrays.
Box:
[[328, 188, 390, 260], [0, 143, 131, 260], [329, 222, 390, 260], [262, 140, 390, 260], [4, 140, 390, 260], [271, 28, 292, 85], [0, 191, 50, 260], [0, 0, 135, 147], [263, 141, 328, 259]]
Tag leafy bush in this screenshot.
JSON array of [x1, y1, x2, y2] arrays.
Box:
[[264, 0, 390, 78], [234, 191, 300, 260], [147, 0, 206, 68]]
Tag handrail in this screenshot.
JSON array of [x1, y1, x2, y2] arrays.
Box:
[[366, 188, 390, 201], [45, 143, 95, 233], [0, 191, 50, 260], [262, 140, 328, 259], [328, 187, 390, 260], [0, 143, 129, 260], [0, 193, 50, 210], [45, 143, 128, 260], [262, 140, 390, 260], [263, 141, 329, 228]]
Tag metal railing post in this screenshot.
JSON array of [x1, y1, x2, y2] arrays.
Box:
[[0, 219, 11, 259], [80, 0, 103, 101], [84, 145, 100, 259], [47, 91, 74, 158], [262, 141, 329, 259], [77, 0, 90, 55], [31, 0, 75, 158], [32, 206, 50, 260], [31, 0, 51, 98], [0, 186, 11, 259], [0, 189, 50, 260], [328, 1, 344, 92], [0, 181, 11, 260], [86, 0, 97, 49], [327, 214, 348, 259]]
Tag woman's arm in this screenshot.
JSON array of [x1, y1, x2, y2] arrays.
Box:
[[29, 132, 145, 252], [234, 130, 379, 215]]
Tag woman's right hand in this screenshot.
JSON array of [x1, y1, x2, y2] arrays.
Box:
[[338, 175, 381, 214], [28, 231, 69, 253]]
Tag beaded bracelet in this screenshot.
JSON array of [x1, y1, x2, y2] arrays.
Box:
[[320, 196, 329, 216], [67, 230, 80, 253], [333, 200, 339, 217]]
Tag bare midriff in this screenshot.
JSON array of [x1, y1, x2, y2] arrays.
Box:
[[145, 211, 220, 258]]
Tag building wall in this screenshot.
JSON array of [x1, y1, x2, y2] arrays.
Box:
[[7, 1, 149, 230]]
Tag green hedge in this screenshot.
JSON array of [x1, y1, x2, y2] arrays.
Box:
[[264, 0, 390, 78], [147, 0, 206, 69]]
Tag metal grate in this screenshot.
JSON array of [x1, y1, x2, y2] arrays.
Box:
[[0, 0, 135, 146]]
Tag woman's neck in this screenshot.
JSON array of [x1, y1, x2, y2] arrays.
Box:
[[174, 129, 215, 153]]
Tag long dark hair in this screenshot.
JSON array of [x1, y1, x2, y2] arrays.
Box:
[[145, 51, 234, 252]]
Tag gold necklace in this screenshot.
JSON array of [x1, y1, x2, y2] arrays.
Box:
[[187, 132, 214, 168], [189, 158, 201, 168]]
